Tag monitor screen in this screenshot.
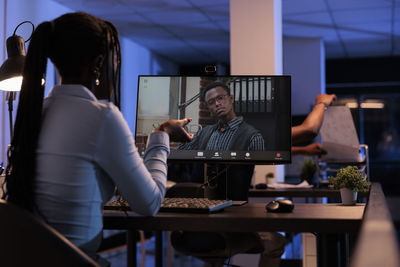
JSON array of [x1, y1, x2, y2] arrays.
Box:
[[135, 75, 291, 164]]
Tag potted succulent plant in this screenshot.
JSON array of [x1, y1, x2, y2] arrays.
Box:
[[328, 166, 370, 205]]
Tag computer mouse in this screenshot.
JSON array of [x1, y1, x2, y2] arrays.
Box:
[[265, 199, 294, 213], [255, 183, 267, 189]]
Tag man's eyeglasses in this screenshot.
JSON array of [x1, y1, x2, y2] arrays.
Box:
[[206, 94, 229, 106]]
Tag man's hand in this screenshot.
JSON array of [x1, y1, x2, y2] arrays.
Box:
[[315, 94, 336, 107], [155, 118, 193, 143], [292, 143, 327, 156]]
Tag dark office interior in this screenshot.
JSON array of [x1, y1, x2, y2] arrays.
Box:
[[0, 1, 399, 267]]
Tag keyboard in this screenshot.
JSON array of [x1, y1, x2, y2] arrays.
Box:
[[104, 197, 130, 211], [160, 198, 232, 213], [104, 197, 232, 213]]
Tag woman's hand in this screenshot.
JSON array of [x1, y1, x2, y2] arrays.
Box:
[[154, 118, 193, 143]]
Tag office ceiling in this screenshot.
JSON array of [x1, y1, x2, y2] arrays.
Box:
[[53, 0, 399, 65]]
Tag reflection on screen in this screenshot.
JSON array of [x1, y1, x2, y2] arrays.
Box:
[[136, 75, 291, 164]]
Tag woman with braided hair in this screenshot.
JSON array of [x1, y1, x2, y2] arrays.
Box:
[[2, 12, 191, 264]]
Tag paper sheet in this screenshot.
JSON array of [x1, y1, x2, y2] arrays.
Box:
[[267, 180, 313, 189], [320, 106, 360, 162]]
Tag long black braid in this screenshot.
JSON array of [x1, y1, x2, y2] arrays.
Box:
[[2, 12, 122, 212], [105, 21, 121, 109]]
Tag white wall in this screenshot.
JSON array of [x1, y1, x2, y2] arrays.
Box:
[[283, 36, 325, 115], [230, 0, 282, 75]]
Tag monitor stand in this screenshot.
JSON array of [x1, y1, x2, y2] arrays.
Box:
[[203, 163, 254, 203], [203, 163, 228, 200]]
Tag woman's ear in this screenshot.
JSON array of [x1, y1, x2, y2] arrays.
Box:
[[89, 55, 104, 79], [94, 55, 104, 70]]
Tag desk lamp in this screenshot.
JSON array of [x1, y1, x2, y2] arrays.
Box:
[[0, 21, 34, 138]]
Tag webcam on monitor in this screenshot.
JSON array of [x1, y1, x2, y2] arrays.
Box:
[[204, 65, 217, 74]]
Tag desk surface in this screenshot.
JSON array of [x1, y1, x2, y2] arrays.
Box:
[[104, 203, 364, 234], [249, 188, 369, 198]]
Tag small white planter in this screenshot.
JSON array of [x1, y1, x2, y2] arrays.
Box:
[[340, 188, 358, 206]]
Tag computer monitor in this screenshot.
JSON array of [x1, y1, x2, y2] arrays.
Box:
[[135, 75, 291, 165]]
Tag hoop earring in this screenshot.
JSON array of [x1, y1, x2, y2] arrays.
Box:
[[93, 69, 100, 86]]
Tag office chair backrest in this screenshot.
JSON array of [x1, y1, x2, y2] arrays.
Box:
[[0, 199, 99, 267]]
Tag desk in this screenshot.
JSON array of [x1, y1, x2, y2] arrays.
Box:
[[249, 188, 369, 198], [103, 203, 364, 267]]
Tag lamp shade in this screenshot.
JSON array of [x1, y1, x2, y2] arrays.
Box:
[[0, 35, 26, 92]]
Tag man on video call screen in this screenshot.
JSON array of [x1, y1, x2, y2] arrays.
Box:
[[177, 81, 265, 151]]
